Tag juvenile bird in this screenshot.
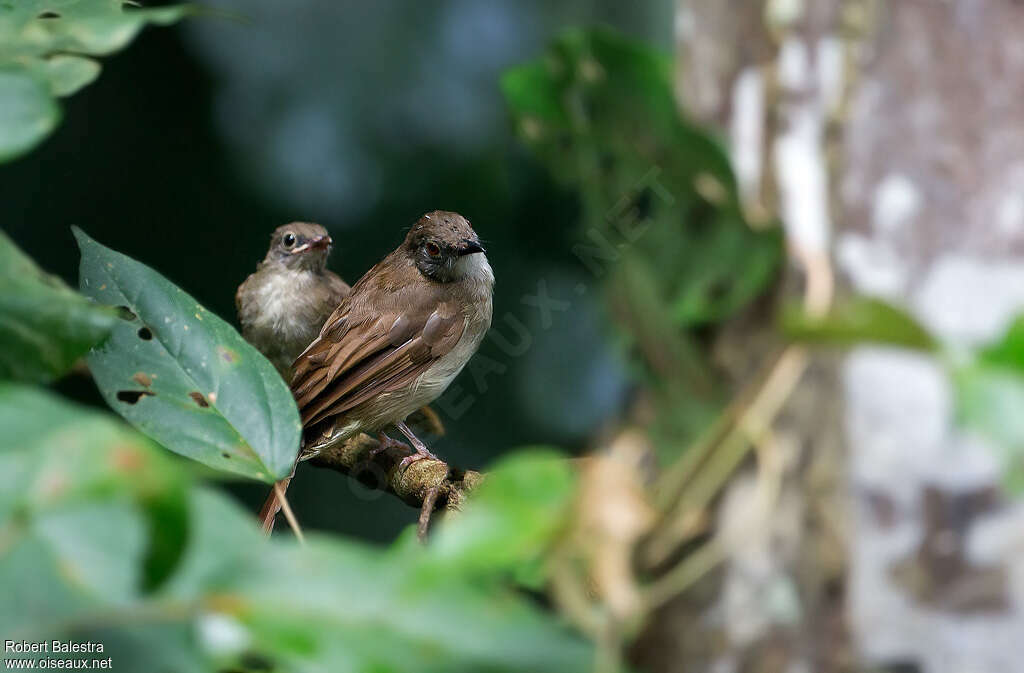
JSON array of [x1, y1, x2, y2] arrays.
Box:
[[236, 223, 349, 379], [259, 211, 493, 530]]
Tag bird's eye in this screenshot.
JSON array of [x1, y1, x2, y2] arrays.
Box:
[[425, 242, 441, 258], [283, 233, 296, 248]]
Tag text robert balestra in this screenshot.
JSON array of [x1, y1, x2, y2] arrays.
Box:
[[5, 640, 105, 654]]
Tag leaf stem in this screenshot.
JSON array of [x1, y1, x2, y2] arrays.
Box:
[[274, 480, 305, 545]]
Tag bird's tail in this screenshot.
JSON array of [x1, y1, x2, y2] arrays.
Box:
[[257, 475, 292, 534], [258, 449, 301, 535]]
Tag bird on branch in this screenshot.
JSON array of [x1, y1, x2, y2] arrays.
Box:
[[238, 213, 493, 532]]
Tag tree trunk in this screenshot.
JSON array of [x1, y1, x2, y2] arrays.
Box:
[[642, 2, 1024, 672]]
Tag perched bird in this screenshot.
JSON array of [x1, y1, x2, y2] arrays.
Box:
[[295, 210, 492, 458], [258, 211, 493, 530], [236, 223, 350, 379]]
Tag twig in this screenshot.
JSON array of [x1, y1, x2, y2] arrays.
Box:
[[643, 243, 833, 572], [644, 430, 788, 607], [306, 431, 484, 513], [274, 480, 305, 545], [417, 486, 440, 542], [643, 538, 724, 609]]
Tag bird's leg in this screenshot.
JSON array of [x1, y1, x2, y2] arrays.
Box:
[[396, 420, 440, 469], [370, 432, 409, 459]]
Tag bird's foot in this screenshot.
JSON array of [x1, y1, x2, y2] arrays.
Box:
[[398, 444, 440, 470], [370, 432, 408, 459], [396, 420, 441, 470]]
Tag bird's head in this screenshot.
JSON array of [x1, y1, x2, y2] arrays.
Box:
[[404, 211, 490, 284], [265, 222, 333, 271]]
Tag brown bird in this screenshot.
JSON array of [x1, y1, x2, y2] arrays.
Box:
[[236, 222, 349, 379], [294, 210, 492, 455], [259, 211, 493, 531]]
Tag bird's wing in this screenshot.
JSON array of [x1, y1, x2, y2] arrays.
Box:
[[291, 288, 465, 427], [324, 270, 351, 302], [235, 273, 256, 329]]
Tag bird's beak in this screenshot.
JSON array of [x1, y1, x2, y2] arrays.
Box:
[[294, 235, 332, 253], [458, 239, 485, 256]]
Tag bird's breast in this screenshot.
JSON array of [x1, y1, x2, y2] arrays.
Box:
[[413, 287, 493, 402], [241, 268, 334, 367]]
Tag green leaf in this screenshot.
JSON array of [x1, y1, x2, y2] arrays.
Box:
[[953, 314, 1024, 495], [74, 227, 301, 482], [501, 28, 782, 329], [0, 68, 59, 161], [230, 534, 593, 673], [0, 384, 593, 670], [0, 383, 185, 515], [34, 501, 148, 602], [0, 535, 93, 639], [955, 365, 1024, 494], [502, 28, 783, 463], [0, 383, 189, 637], [0, 1, 189, 162], [27, 54, 101, 96], [426, 450, 576, 575], [977, 314, 1024, 370], [781, 296, 938, 351], [158, 487, 594, 673], [0, 229, 118, 382]]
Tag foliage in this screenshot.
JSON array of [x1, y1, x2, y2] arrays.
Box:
[[502, 28, 781, 329], [75, 228, 301, 483], [502, 28, 784, 459], [0, 384, 591, 672], [788, 296, 1024, 495], [0, 229, 118, 382], [0, 211, 602, 671], [0, 0, 188, 161], [954, 315, 1024, 494], [781, 296, 938, 351]]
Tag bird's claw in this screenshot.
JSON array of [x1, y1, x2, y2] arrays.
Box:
[[370, 433, 405, 459], [399, 447, 439, 471]]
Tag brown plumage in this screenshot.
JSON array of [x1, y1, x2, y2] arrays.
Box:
[[292, 210, 493, 443], [258, 211, 493, 532], [236, 222, 349, 380]]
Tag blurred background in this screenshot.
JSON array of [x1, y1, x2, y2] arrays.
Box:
[[5, 1, 1024, 672], [0, 0, 671, 541]]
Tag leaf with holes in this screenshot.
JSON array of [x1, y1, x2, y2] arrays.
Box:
[[0, 229, 118, 382], [74, 227, 301, 482], [0, 1, 190, 161]]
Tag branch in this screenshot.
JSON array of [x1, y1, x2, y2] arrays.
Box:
[[305, 431, 485, 514]]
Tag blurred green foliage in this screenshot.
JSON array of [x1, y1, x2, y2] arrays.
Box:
[[0, 383, 591, 672], [502, 28, 783, 458], [0, 0, 187, 161], [955, 315, 1024, 494], [0, 230, 118, 382], [75, 228, 301, 483], [781, 296, 938, 351], [789, 297, 1024, 495], [502, 29, 781, 329]]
